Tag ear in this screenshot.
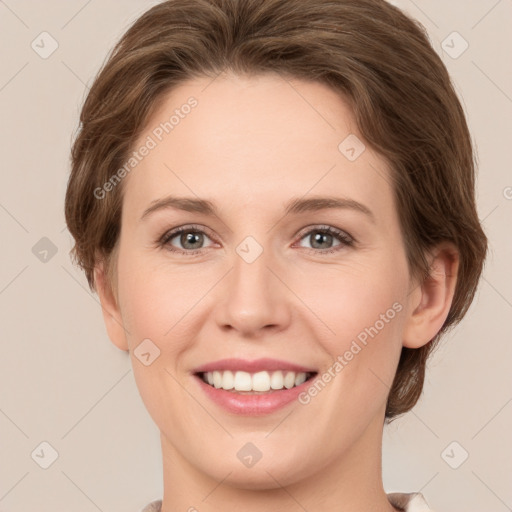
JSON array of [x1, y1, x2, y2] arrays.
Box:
[[402, 242, 459, 349], [94, 258, 129, 352]]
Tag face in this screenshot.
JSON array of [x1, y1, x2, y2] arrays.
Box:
[[104, 72, 418, 488]]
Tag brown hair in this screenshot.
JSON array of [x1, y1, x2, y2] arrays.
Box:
[[64, 0, 488, 421]]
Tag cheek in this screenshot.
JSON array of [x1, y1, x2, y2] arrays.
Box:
[[116, 260, 200, 428], [295, 256, 408, 409], [300, 262, 406, 345], [118, 254, 205, 346]]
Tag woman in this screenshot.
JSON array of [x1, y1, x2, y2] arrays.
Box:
[[64, 0, 487, 510]]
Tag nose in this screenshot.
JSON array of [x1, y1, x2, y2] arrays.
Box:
[[216, 244, 292, 337]]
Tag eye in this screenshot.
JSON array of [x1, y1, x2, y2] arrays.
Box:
[[294, 225, 354, 254], [159, 224, 216, 255], [158, 224, 354, 256]]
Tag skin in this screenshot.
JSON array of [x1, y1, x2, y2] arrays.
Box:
[[94, 72, 459, 512]]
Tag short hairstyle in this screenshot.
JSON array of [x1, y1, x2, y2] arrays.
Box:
[[64, 0, 488, 421]]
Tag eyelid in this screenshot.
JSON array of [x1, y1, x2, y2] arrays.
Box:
[[291, 224, 355, 255], [159, 223, 218, 245], [158, 223, 355, 255], [293, 224, 354, 244]]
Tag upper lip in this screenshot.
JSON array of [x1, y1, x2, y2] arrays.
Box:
[[192, 358, 317, 374]]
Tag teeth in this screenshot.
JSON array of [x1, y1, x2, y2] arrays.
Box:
[[201, 370, 311, 392], [234, 371, 252, 391], [221, 370, 234, 389], [294, 372, 307, 386], [284, 371, 295, 389], [270, 371, 284, 390], [252, 371, 270, 392], [213, 371, 222, 389]]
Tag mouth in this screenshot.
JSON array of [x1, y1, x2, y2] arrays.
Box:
[[191, 358, 319, 415], [195, 370, 318, 394]]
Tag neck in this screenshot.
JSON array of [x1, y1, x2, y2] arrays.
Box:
[[159, 410, 398, 512]]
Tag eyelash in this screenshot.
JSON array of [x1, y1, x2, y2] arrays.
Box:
[[157, 223, 355, 257]]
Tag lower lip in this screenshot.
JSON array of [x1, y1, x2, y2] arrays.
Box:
[[194, 374, 315, 416]]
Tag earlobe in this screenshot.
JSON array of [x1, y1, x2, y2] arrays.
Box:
[[402, 243, 459, 349], [94, 259, 129, 352]]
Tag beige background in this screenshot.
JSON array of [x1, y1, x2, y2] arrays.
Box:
[[0, 1, 511, 511]]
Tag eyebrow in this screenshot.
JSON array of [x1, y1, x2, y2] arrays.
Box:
[[140, 195, 375, 223]]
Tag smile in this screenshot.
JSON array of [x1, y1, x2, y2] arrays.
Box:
[[198, 370, 316, 392], [191, 358, 319, 415]]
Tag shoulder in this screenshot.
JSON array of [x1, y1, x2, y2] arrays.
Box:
[[140, 500, 162, 512], [387, 492, 436, 511], [142, 495, 435, 512]]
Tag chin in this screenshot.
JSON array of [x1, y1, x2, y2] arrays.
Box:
[[214, 463, 309, 491]]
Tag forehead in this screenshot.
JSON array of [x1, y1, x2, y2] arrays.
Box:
[[123, 72, 395, 222]]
